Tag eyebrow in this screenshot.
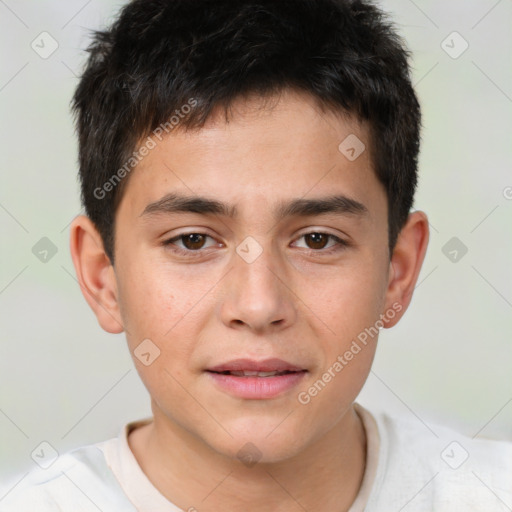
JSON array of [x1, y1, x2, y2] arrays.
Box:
[[140, 192, 369, 221]]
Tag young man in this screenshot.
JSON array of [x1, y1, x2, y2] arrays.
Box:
[[2, 0, 511, 510]]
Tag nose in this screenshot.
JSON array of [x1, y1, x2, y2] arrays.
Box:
[[219, 241, 297, 334]]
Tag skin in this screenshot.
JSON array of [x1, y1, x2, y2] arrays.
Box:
[[70, 89, 429, 511]]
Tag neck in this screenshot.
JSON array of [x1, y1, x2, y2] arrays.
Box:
[[128, 403, 367, 512]]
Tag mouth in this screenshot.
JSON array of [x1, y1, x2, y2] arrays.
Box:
[[206, 369, 305, 377], [205, 358, 308, 399], [206, 357, 306, 374]]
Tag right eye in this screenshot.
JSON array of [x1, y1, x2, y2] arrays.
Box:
[[162, 232, 220, 257]]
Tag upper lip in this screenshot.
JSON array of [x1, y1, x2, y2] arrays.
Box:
[[207, 358, 306, 373]]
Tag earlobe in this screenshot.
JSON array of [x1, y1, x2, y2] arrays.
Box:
[[382, 211, 429, 328], [69, 215, 124, 334]]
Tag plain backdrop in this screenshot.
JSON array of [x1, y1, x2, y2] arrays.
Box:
[[1, 0, 511, 494]]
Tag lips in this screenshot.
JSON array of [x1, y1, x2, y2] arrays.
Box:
[[206, 358, 306, 375], [205, 358, 308, 399], [216, 370, 296, 377]]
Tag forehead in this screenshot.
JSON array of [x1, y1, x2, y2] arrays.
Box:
[[117, 90, 385, 222]]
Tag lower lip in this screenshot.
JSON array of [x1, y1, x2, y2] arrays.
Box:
[[206, 371, 307, 399]]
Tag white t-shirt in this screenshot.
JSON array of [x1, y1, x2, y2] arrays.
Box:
[[1, 403, 511, 511]]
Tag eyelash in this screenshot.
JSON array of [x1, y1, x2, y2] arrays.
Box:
[[162, 231, 350, 258]]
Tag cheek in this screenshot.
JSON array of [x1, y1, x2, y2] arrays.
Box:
[[116, 260, 218, 390], [300, 259, 387, 339], [117, 259, 199, 340], [297, 276, 382, 416]]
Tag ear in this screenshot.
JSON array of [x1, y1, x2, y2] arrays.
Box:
[[69, 215, 124, 334], [382, 210, 429, 328]]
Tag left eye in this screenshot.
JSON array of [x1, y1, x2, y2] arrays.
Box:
[[292, 232, 348, 252]]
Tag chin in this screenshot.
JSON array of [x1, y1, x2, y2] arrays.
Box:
[[209, 417, 311, 465]]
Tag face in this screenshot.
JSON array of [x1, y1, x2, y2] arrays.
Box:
[[112, 90, 394, 462]]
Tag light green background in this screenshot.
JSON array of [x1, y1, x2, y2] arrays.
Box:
[[1, 0, 511, 494]]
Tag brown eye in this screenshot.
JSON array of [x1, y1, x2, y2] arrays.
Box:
[[163, 232, 218, 256], [304, 233, 330, 250], [292, 231, 349, 254], [180, 233, 207, 250]]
